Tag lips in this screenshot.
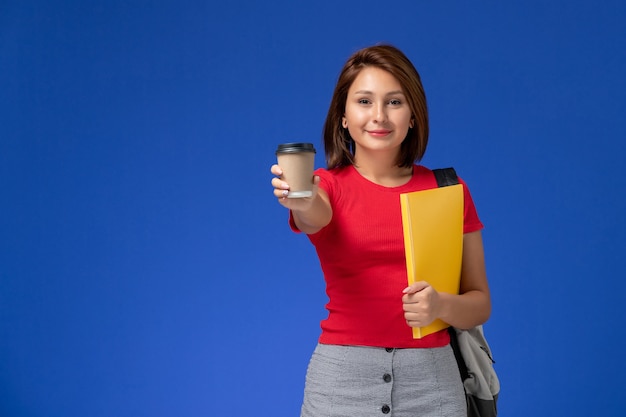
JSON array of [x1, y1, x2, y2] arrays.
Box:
[[367, 129, 392, 137]]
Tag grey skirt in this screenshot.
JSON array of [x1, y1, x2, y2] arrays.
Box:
[[301, 343, 466, 417]]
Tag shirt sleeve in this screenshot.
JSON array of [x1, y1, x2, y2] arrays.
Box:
[[459, 177, 484, 234]]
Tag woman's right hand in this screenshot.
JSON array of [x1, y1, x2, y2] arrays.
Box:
[[270, 164, 331, 234], [270, 164, 320, 211]]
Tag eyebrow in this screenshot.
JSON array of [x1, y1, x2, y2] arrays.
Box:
[[352, 90, 406, 96]]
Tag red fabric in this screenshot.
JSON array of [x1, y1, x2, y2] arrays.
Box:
[[290, 165, 484, 348]]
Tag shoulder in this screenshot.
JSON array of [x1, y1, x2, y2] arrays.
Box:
[[315, 166, 352, 192], [406, 164, 438, 189], [413, 164, 433, 178], [315, 166, 350, 179]]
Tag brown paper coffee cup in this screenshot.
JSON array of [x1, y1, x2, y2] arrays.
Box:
[[276, 142, 316, 198]]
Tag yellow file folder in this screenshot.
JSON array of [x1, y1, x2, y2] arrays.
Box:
[[400, 184, 464, 339]]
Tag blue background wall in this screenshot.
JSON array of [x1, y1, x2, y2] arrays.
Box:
[[1, 0, 625, 416]]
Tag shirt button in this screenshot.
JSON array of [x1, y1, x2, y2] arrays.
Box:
[[385, 348, 393, 352], [383, 373, 392, 383], [381, 404, 391, 414]]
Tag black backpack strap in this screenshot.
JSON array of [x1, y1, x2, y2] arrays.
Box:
[[448, 327, 470, 381], [435, 168, 467, 380], [433, 167, 459, 187]]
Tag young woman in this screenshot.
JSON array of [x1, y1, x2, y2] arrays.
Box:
[[270, 44, 491, 417]]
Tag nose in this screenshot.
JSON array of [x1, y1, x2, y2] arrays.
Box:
[[373, 102, 387, 123]]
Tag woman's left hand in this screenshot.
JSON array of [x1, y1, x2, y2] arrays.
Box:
[[401, 281, 442, 329]]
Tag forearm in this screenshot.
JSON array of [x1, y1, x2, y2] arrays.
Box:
[[439, 230, 491, 329], [438, 290, 491, 330], [292, 192, 332, 234]]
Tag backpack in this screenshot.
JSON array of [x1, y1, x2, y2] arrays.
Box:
[[433, 167, 500, 417]]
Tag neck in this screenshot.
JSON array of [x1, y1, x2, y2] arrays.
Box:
[[353, 152, 413, 187]]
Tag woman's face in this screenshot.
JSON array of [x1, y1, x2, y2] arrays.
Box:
[[342, 66, 413, 158]]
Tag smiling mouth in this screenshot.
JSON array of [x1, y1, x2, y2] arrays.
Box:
[[368, 130, 391, 137]]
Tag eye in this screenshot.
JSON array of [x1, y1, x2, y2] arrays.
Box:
[[358, 98, 371, 105], [389, 99, 402, 105]]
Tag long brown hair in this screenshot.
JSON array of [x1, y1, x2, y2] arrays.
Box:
[[322, 44, 428, 169]]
